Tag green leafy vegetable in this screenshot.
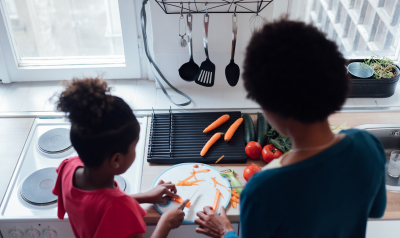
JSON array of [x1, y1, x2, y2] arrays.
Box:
[[269, 135, 292, 153], [266, 128, 279, 139]]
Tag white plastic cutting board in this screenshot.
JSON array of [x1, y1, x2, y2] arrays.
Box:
[[152, 163, 231, 224]]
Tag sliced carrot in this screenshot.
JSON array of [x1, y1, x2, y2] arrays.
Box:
[[231, 196, 239, 203], [192, 169, 197, 180], [201, 133, 224, 156], [212, 188, 222, 212], [227, 189, 240, 198], [215, 155, 225, 164], [231, 200, 237, 209], [204, 114, 230, 133], [211, 177, 226, 188], [172, 197, 191, 207], [224, 118, 243, 142], [193, 169, 211, 173], [181, 174, 195, 183], [176, 179, 204, 186], [193, 164, 199, 168]]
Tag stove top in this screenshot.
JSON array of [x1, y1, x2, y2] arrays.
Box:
[[0, 117, 147, 237]]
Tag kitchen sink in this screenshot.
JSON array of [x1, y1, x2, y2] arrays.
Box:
[[355, 124, 400, 192]]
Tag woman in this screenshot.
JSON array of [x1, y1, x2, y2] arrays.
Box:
[[194, 18, 386, 238]]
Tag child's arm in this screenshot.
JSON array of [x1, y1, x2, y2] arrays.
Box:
[[131, 180, 179, 204], [150, 199, 189, 238]]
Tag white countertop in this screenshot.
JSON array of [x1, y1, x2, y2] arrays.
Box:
[[1, 79, 400, 114]]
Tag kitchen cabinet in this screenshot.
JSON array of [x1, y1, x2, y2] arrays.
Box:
[[143, 223, 239, 238]]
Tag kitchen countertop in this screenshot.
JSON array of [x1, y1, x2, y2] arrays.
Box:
[[140, 112, 400, 223], [0, 118, 35, 206], [0, 112, 399, 222]]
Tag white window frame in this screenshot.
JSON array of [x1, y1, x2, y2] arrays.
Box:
[[0, 0, 141, 83], [289, 0, 400, 64]]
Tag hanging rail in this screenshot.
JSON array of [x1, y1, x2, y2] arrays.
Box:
[[154, 0, 273, 14]]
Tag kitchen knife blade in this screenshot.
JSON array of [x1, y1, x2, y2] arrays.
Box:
[[182, 187, 200, 210]]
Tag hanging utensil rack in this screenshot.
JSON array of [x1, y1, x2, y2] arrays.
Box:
[[154, 0, 273, 14]]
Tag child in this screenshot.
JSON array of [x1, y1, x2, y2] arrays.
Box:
[[52, 78, 188, 238], [194, 18, 386, 238]]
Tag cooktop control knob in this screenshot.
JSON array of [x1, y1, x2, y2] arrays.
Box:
[[8, 229, 24, 238], [26, 228, 40, 238], [43, 228, 57, 238]]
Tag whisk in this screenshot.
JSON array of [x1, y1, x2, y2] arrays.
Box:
[[249, 12, 264, 34]]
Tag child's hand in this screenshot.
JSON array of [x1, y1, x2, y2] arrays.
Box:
[[161, 199, 190, 229], [143, 180, 179, 204]]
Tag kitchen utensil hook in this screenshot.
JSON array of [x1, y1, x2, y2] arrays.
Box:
[[180, 2, 183, 16], [234, 3, 237, 16], [205, 2, 208, 16], [188, 1, 191, 17]]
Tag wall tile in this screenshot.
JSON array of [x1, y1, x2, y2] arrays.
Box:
[[200, 88, 223, 108], [133, 80, 157, 110], [113, 79, 137, 108], [222, 87, 246, 108], [0, 82, 31, 111], [352, 98, 377, 106], [374, 96, 399, 107], [0, 83, 10, 107], [21, 81, 58, 111]]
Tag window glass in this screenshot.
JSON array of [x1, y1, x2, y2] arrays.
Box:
[[307, 0, 400, 57], [3, 0, 124, 65]]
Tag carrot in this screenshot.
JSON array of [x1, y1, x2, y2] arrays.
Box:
[[211, 177, 226, 188], [231, 200, 237, 209], [181, 174, 195, 183], [224, 118, 243, 142], [192, 169, 197, 180], [212, 188, 222, 212], [215, 155, 225, 163], [192, 169, 211, 174], [201, 133, 224, 156], [230, 196, 239, 203], [172, 197, 191, 207], [193, 164, 199, 168], [203, 114, 230, 133], [227, 189, 240, 198], [176, 179, 204, 186]]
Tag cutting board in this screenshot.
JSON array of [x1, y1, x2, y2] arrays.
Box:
[[152, 163, 231, 224]]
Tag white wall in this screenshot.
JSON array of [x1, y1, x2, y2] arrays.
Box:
[[148, 0, 282, 89]]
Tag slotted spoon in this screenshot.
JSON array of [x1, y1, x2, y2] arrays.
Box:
[[195, 14, 215, 87]]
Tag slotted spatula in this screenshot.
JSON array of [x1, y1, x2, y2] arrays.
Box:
[[195, 14, 215, 87]]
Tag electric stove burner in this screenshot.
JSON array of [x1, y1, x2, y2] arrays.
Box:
[[20, 167, 58, 206], [38, 128, 72, 154], [115, 175, 126, 191]]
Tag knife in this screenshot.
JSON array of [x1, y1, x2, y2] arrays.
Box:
[[181, 187, 200, 210]]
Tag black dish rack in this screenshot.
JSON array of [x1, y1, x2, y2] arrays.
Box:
[[147, 110, 247, 164]]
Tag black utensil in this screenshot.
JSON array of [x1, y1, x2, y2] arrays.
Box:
[[225, 14, 240, 87], [179, 14, 199, 82], [195, 14, 215, 87]]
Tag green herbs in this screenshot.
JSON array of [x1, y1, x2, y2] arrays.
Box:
[[362, 53, 397, 79], [269, 135, 292, 153]]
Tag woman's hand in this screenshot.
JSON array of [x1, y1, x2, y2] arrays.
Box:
[[132, 180, 178, 204], [195, 206, 234, 238]]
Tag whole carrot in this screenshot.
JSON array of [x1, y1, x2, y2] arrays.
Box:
[[224, 118, 243, 142], [201, 132, 224, 156], [203, 114, 230, 133]]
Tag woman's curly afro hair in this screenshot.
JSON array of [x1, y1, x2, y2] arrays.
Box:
[[243, 17, 350, 123]]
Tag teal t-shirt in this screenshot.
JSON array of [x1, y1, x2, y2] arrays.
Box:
[[226, 129, 386, 238]]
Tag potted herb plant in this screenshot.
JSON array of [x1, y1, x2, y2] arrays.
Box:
[[348, 54, 400, 98]]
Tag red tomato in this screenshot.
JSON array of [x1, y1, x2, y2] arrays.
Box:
[[262, 144, 283, 163], [245, 141, 262, 159], [243, 165, 261, 181]]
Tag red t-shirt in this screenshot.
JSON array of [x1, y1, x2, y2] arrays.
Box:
[[52, 156, 147, 238]]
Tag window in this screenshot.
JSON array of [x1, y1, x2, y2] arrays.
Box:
[[0, 0, 141, 82], [306, 0, 400, 59]]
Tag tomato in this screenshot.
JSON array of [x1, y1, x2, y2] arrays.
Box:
[[245, 141, 262, 159], [243, 165, 261, 182], [262, 144, 283, 163]]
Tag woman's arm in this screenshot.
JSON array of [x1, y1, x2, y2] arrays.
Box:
[[195, 206, 235, 238]]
